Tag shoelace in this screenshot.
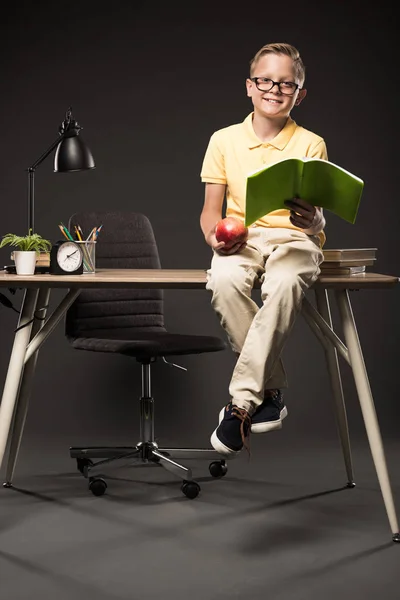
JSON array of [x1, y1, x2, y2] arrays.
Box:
[[230, 405, 252, 455]]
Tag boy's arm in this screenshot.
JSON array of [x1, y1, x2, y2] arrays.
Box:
[[300, 207, 325, 235], [200, 131, 245, 254], [200, 131, 226, 249], [284, 199, 326, 234], [200, 183, 226, 248], [200, 183, 245, 255]]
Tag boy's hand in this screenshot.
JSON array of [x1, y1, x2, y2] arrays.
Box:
[[284, 197, 316, 229], [205, 225, 246, 255]]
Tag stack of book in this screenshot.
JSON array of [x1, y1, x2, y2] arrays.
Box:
[[320, 248, 377, 275], [35, 252, 50, 267]]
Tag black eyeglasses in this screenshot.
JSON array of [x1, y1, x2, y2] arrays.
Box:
[[250, 77, 301, 96]]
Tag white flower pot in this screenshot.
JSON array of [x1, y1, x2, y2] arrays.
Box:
[[14, 251, 37, 275]]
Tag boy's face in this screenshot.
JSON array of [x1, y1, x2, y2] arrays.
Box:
[[246, 53, 307, 118]]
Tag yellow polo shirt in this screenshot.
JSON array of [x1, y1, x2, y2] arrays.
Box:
[[200, 112, 328, 245]]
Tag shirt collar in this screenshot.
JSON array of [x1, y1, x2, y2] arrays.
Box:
[[243, 112, 297, 150]]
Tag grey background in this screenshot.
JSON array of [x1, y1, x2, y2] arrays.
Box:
[[0, 0, 398, 452], [1, 3, 399, 600]]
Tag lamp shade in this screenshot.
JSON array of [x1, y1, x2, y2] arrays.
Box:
[[54, 135, 95, 172]]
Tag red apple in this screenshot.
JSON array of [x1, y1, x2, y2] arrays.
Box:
[[215, 217, 248, 246]]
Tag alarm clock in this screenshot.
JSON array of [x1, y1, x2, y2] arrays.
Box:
[[49, 240, 84, 275]]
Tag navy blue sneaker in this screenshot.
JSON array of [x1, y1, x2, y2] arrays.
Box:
[[251, 390, 288, 433], [211, 402, 251, 458]]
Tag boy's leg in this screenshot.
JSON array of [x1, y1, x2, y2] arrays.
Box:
[[207, 228, 307, 456], [235, 352, 287, 391], [206, 229, 292, 393], [229, 230, 323, 414], [235, 351, 288, 435], [205, 229, 265, 352], [208, 233, 287, 388], [207, 230, 269, 456]]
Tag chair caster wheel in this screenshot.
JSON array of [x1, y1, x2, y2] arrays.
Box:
[[181, 480, 200, 499], [76, 458, 94, 475], [209, 461, 228, 478], [89, 477, 107, 497]]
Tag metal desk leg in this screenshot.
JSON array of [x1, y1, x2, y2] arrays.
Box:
[[4, 288, 51, 485], [335, 289, 399, 542], [0, 288, 39, 473], [315, 288, 354, 487]]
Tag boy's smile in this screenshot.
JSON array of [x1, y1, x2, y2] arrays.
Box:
[[246, 53, 306, 119], [263, 98, 283, 104]]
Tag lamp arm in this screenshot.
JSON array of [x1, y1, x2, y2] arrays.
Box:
[[28, 134, 65, 172], [27, 133, 65, 233]]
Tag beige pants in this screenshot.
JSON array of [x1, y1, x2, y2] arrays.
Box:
[[206, 227, 323, 414]]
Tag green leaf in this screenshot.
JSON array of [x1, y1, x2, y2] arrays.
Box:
[[0, 231, 52, 252]]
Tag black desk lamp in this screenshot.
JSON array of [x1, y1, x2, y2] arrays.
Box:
[[3, 108, 95, 273], [27, 106, 95, 233]]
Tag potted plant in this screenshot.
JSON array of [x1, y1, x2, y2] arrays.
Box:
[[0, 230, 52, 275]]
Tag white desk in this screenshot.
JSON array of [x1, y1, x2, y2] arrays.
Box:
[[0, 268, 399, 541]]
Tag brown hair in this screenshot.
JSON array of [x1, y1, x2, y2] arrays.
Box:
[[249, 43, 305, 85]]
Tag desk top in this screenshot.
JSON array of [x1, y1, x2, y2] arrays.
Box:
[[0, 269, 398, 290]]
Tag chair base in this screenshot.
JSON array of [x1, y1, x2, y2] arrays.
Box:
[[70, 443, 227, 498], [70, 362, 228, 498]]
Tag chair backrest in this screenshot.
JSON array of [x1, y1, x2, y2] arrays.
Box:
[[65, 212, 165, 339]]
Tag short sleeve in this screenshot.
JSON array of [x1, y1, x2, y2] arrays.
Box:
[[308, 139, 328, 160], [200, 131, 226, 184]]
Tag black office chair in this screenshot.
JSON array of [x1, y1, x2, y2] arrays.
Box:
[[66, 211, 227, 499]]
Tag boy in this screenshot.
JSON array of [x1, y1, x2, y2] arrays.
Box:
[[200, 42, 327, 458]]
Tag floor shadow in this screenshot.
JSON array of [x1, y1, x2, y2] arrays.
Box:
[[297, 541, 396, 580], [0, 550, 128, 600]]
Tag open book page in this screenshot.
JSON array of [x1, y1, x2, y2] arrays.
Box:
[[245, 157, 364, 226], [245, 158, 304, 226], [301, 160, 364, 224]]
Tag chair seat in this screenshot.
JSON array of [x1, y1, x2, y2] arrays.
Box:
[[67, 330, 227, 358]]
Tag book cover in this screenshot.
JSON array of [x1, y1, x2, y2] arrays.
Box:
[[322, 248, 377, 261], [319, 265, 366, 275], [321, 258, 376, 268], [245, 157, 364, 226]]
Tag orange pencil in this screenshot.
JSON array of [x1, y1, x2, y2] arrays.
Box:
[[58, 224, 70, 240]]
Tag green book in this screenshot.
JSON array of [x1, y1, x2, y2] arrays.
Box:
[[245, 157, 364, 226]]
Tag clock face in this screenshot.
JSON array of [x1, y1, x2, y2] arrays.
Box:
[[57, 242, 83, 272]]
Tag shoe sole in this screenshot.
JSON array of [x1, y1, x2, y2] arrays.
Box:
[[251, 406, 288, 434], [218, 406, 288, 435], [210, 429, 241, 459]]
